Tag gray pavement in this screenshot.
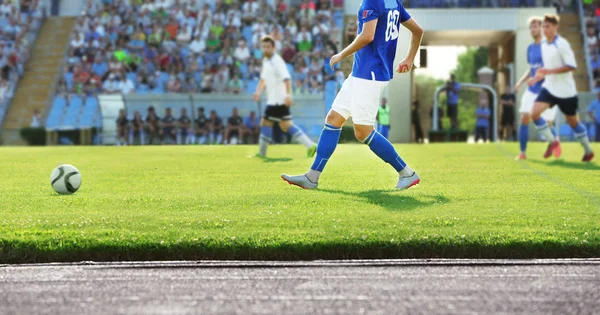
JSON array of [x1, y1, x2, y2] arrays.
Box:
[[1, 259, 599, 315]]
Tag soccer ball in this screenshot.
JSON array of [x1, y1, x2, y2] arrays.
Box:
[[50, 164, 82, 194]]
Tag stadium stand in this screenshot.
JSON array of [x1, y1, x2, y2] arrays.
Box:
[[0, 0, 44, 127], [43, 0, 343, 144]]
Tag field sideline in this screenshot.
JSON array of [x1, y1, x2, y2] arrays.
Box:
[[1, 143, 599, 263]]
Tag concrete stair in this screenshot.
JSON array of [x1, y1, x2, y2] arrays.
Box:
[[559, 13, 591, 92], [2, 17, 75, 144]]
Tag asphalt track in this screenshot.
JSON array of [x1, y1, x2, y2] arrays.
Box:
[[1, 259, 599, 315]]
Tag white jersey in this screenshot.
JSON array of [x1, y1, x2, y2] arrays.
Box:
[[540, 35, 577, 98], [260, 53, 291, 105]]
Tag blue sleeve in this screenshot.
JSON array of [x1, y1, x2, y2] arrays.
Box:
[[399, 4, 411, 23], [361, 0, 381, 23]]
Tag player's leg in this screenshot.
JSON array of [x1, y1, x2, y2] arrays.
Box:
[[281, 76, 354, 189], [258, 117, 274, 157], [279, 119, 317, 157], [517, 91, 535, 159], [560, 97, 594, 162], [596, 122, 600, 142], [281, 110, 346, 189], [351, 80, 418, 190], [531, 90, 560, 158]]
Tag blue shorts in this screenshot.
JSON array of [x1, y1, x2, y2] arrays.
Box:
[[535, 88, 578, 116]]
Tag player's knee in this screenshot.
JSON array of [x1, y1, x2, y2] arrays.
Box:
[[565, 115, 579, 127], [325, 111, 345, 128], [520, 114, 530, 125], [353, 128, 371, 142]]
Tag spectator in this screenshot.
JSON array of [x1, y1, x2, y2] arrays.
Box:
[[102, 73, 120, 94], [475, 101, 491, 143], [130, 110, 145, 145], [243, 110, 259, 144], [225, 107, 243, 144], [166, 75, 182, 92], [500, 85, 516, 141], [195, 107, 208, 144], [208, 109, 224, 144], [70, 32, 85, 49], [377, 98, 391, 139], [118, 74, 135, 94], [445, 74, 461, 129], [412, 100, 424, 143], [181, 75, 199, 93], [145, 106, 160, 144], [587, 26, 598, 53], [297, 26, 313, 52], [178, 107, 194, 145], [160, 107, 177, 144], [281, 41, 296, 63], [115, 109, 129, 146], [228, 74, 243, 94], [189, 35, 205, 54], [587, 89, 600, 142], [233, 39, 250, 63], [30, 108, 42, 128], [200, 68, 213, 93], [212, 67, 229, 93]]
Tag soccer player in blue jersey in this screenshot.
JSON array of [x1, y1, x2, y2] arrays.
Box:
[[514, 16, 559, 160], [281, 0, 423, 190]]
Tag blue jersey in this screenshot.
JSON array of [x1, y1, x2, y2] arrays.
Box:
[[527, 42, 544, 94], [352, 0, 411, 82]]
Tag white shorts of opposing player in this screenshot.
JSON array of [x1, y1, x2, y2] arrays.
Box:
[[331, 76, 388, 125], [520, 89, 558, 121]]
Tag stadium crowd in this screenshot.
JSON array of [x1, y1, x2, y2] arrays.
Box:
[[585, 1, 600, 86], [0, 0, 44, 104], [59, 0, 343, 96], [115, 105, 261, 145]]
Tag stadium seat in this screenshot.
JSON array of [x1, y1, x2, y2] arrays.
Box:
[[61, 95, 83, 129], [559, 124, 574, 141], [46, 95, 68, 129], [64, 72, 74, 90], [242, 26, 253, 44], [126, 72, 137, 83], [246, 79, 259, 94], [238, 63, 248, 78], [78, 96, 99, 128]]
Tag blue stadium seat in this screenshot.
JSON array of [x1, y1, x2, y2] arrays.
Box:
[[46, 95, 68, 129], [286, 63, 294, 76], [324, 80, 337, 113], [333, 11, 344, 29], [78, 96, 99, 128], [126, 72, 137, 83], [559, 124, 574, 141], [246, 79, 258, 94], [242, 25, 253, 44], [238, 63, 248, 78], [64, 72, 74, 90], [62, 95, 83, 128]]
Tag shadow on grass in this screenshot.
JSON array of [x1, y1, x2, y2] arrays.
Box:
[[527, 159, 600, 171], [262, 157, 293, 163], [317, 189, 450, 211]]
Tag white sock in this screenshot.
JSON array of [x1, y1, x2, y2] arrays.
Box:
[[294, 133, 315, 148], [259, 136, 269, 156], [536, 125, 555, 143], [306, 169, 321, 183], [576, 134, 593, 154], [399, 165, 414, 177]]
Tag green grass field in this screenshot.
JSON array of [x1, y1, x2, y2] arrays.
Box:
[[1, 142, 599, 263]]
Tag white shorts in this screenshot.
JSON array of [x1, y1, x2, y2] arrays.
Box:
[[331, 76, 388, 125], [519, 89, 558, 121]]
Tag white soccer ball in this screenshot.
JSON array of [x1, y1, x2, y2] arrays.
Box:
[[50, 164, 82, 194]]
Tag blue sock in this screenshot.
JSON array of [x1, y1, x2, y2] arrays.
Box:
[[572, 123, 593, 153], [287, 124, 301, 137], [533, 118, 547, 129], [573, 122, 586, 134], [519, 124, 529, 153], [260, 126, 272, 140], [310, 123, 341, 172], [363, 130, 406, 173]]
